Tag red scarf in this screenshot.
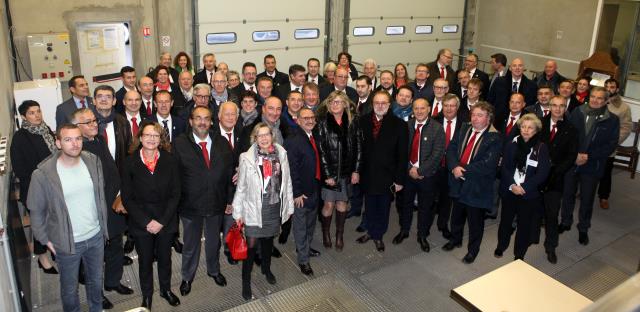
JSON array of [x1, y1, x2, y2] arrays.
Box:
[[372, 114, 382, 139], [140, 149, 159, 174], [156, 82, 170, 91], [576, 91, 588, 103]]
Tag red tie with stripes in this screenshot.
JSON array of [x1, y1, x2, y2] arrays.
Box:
[[459, 131, 478, 166]]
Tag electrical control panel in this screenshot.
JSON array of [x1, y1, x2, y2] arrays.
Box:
[[27, 33, 73, 81]]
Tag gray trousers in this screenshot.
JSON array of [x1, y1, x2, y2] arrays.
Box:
[[181, 214, 223, 281], [293, 191, 319, 265]]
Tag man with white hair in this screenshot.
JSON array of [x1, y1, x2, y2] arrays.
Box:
[[363, 58, 379, 89]]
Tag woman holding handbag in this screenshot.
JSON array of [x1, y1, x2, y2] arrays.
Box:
[[232, 122, 294, 300]]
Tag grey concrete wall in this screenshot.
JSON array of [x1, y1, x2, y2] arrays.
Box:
[[0, 2, 15, 137], [473, 0, 600, 79]]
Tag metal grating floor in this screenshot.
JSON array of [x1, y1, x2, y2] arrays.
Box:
[[29, 169, 640, 311]]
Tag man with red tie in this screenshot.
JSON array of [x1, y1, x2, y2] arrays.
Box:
[[525, 84, 554, 119], [442, 101, 501, 264], [500, 93, 526, 142], [430, 78, 449, 118], [392, 98, 445, 252], [122, 90, 144, 138], [56, 75, 94, 128], [285, 107, 322, 276], [137, 76, 156, 119], [427, 48, 456, 88]]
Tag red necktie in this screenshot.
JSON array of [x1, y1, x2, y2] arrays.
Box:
[[543, 109, 549, 117], [445, 120, 452, 148], [432, 102, 440, 117], [102, 128, 108, 145], [131, 117, 139, 137], [309, 134, 321, 180], [459, 131, 478, 166], [410, 123, 424, 164], [505, 116, 516, 136], [440, 66, 445, 79], [199, 142, 210, 168], [146, 101, 152, 116], [80, 99, 86, 108], [226, 132, 234, 150], [550, 124, 557, 142]]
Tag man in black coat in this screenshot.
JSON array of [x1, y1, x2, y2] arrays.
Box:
[[536, 60, 566, 94], [427, 48, 456, 88], [463, 54, 491, 97], [284, 108, 322, 276], [539, 95, 578, 263], [56, 75, 94, 128], [375, 70, 397, 97], [115, 66, 138, 115], [409, 63, 435, 102], [148, 90, 187, 143], [488, 58, 538, 126], [73, 108, 134, 306], [277, 64, 306, 103], [306, 57, 325, 85], [319, 67, 358, 103], [257, 54, 290, 89], [172, 106, 234, 296], [356, 91, 408, 252], [193, 53, 217, 86]]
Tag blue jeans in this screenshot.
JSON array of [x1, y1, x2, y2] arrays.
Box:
[[56, 232, 104, 312]]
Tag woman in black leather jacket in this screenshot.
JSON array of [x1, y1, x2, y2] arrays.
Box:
[[316, 90, 362, 251]]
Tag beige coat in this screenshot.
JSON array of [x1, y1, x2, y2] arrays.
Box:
[[607, 95, 633, 156]]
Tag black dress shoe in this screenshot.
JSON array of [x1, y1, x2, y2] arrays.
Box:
[[299, 263, 314, 276], [442, 242, 462, 251], [180, 280, 192, 296], [494, 249, 503, 258], [159, 290, 180, 306], [462, 253, 476, 264], [105, 283, 134, 295], [356, 225, 366, 233], [102, 295, 113, 309], [141, 296, 152, 309], [558, 224, 571, 234], [309, 248, 321, 257], [417, 237, 430, 252], [38, 259, 58, 274], [374, 240, 385, 252], [263, 271, 277, 284], [356, 234, 371, 244], [242, 285, 252, 300], [208, 272, 228, 286], [392, 232, 409, 245], [172, 238, 183, 254], [272, 246, 282, 258], [441, 228, 452, 239], [123, 239, 135, 254], [123, 255, 133, 266], [225, 251, 238, 265], [546, 250, 558, 264], [579, 232, 589, 245]]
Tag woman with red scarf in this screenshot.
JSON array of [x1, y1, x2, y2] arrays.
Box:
[[122, 121, 181, 309], [574, 77, 591, 106], [153, 65, 178, 92]]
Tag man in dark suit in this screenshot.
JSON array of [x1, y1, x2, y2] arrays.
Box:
[[434, 94, 464, 239], [536, 60, 566, 94], [464, 54, 491, 96], [392, 98, 445, 252], [149, 90, 187, 143], [115, 66, 138, 115], [558, 80, 579, 113], [306, 58, 325, 85], [488, 58, 538, 126], [409, 63, 435, 102], [363, 58, 379, 89], [442, 101, 502, 264], [138, 76, 157, 119], [356, 91, 409, 252], [233, 62, 258, 95], [277, 64, 306, 103], [92, 86, 131, 176], [174, 71, 194, 114], [148, 52, 179, 84], [122, 90, 144, 139], [284, 107, 322, 276], [320, 67, 358, 103], [73, 107, 133, 306], [179, 83, 215, 125], [560, 87, 620, 245], [525, 84, 554, 119], [302, 82, 321, 112], [210, 72, 240, 124], [256, 76, 274, 106], [459, 78, 484, 122], [375, 70, 397, 97], [540, 95, 578, 263], [193, 53, 217, 86], [499, 93, 526, 143], [56, 75, 94, 128], [489, 53, 509, 90], [257, 54, 289, 88], [355, 75, 373, 116], [454, 69, 471, 100], [427, 48, 456, 88], [173, 106, 234, 296], [429, 78, 450, 118]]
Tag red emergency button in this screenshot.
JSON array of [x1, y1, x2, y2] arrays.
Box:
[[42, 73, 48, 79], [58, 72, 64, 78], [50, 72, 56, 78]]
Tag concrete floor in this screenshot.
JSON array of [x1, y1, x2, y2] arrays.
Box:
[[31, 169, 640, 311]]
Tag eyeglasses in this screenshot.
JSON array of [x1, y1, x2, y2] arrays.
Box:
[[300, 116, 316, 121], [76, 119, 98, 125], [195, 95, 210, 100], [330, 100, 345, 105], [95, 94, 113, 100], [142, 133, 161, 139]]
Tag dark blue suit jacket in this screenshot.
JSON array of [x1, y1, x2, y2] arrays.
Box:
[[499, 138, 551, 200], [284, 127, 320, 198], [568, 106, 620, 177], [319, 84, 358, 104], [56, 97, 94, 128], [148, 114, 187, 142]]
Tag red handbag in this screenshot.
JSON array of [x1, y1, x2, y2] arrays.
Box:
[[225, 221, 248, 260]]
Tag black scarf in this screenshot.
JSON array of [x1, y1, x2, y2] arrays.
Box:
[[515, 134, 539, 172], [95, 109, 116, 133]]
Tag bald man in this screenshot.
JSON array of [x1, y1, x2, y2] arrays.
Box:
[[427, 48, 456, 87], [488, 58, 538, 126], [536, 60, 566, 94]]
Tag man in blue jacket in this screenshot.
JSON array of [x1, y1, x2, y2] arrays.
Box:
[[442, 101, 502, 264], [560, 87, 620, 245]]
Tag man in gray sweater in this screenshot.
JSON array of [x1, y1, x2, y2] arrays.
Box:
[[27, 124, 108, 312]]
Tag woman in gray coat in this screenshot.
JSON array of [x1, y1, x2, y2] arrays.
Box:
[[232, 122, 294, 300]]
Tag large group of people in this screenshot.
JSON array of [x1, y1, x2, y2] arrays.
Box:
[[11, 48, 633, 311]]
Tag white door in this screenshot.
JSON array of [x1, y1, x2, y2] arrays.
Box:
[[76, 23, 132, 91], [346, 0, 465, 74], [195, 0, 327, 73]]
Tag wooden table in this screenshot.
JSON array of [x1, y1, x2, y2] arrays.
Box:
[[451, 260, 592, 312]]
